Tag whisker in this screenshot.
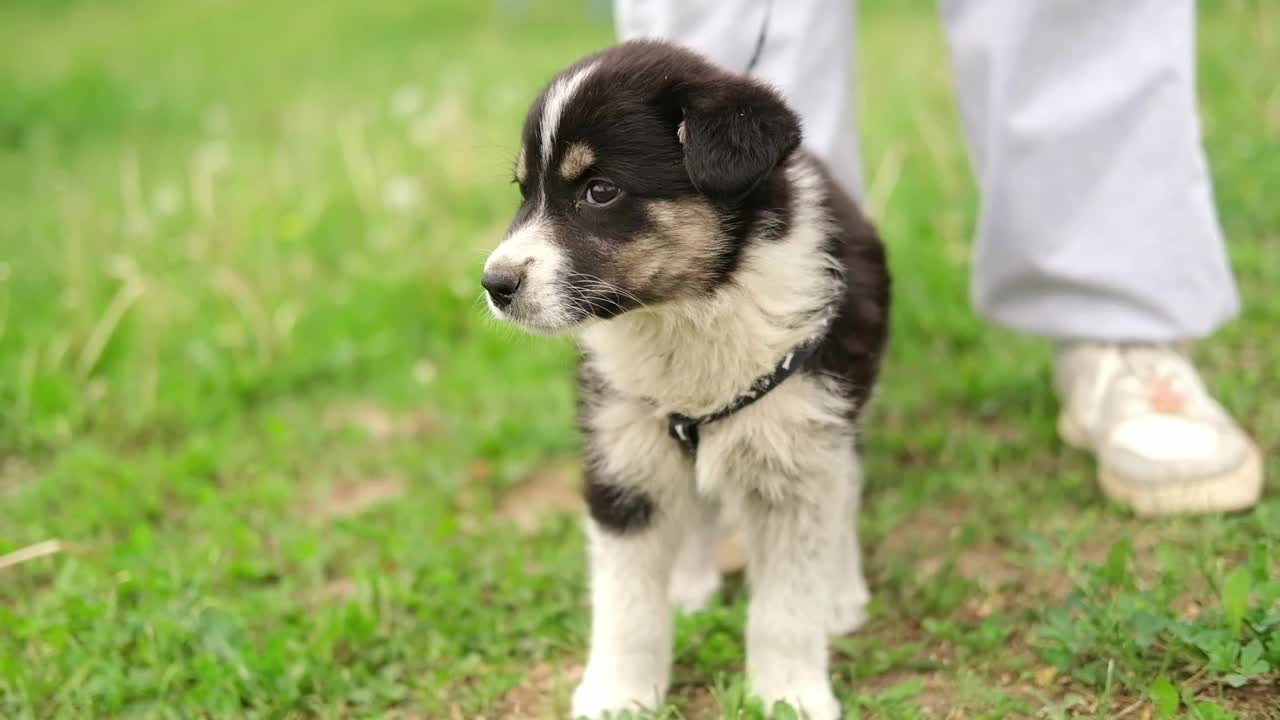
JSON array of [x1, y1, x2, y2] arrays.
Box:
[[564, 272, 648, 309], [564, 289, 611, 317], [570, 279, 629, 310]]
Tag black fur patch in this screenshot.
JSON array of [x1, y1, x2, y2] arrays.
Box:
[[808, 161, 891, 422], [582, 472, 656, 534], [677, 74, 801, 202], [576, 361, 659, 534]]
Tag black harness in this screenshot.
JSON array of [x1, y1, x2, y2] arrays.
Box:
[[666, 332, 826, 455]]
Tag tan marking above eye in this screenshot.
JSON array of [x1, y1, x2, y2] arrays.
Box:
[[514, 146, 528, 184], [559, 142, 596, 181]]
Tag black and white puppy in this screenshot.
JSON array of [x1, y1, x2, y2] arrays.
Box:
[[481, 41, 889, 720]]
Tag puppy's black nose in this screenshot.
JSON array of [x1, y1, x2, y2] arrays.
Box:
[[482, 268, 522, 308]]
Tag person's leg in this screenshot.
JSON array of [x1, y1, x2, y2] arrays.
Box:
[[941, 0, 1262, 514], [615, 0, 865, 198], [941, 0, 1237, 340]]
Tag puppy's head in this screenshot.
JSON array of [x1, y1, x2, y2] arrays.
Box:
[[481, 40, 801, 335]]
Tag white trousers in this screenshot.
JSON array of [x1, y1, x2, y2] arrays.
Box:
[[615, 0, 1240, 342]]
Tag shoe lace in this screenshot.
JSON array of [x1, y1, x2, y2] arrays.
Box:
[[1116, 345, 1195, 414]]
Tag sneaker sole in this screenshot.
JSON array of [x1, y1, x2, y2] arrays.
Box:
[[1058, 413, 1265, 516]]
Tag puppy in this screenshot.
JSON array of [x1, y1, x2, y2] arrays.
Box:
[[481, 40, 889, 719]]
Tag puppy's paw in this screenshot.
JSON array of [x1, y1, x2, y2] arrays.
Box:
[[828, 595, 869, 636], [668, 566, 721, 614], [829, 570, 871, 635], [570, 675, 664, 719]]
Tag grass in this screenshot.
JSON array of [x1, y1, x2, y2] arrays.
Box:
[[1, 0, 1278, 717]]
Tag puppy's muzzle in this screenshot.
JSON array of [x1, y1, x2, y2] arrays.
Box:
[[481, 267, 523, 309]]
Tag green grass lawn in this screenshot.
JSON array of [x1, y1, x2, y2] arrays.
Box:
[[2, 0, 1278, 717]]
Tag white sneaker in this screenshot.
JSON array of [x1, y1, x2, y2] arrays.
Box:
[[1054, 343, 1264, 516]]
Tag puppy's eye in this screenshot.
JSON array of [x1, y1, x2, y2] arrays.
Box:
[[584, 179, 621, 206]]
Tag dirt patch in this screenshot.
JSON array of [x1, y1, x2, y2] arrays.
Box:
[[495, 460, 583, 534], [1222, 674, 1280, 720], [316, 475, 406, 520], [492, 660, 581, 719], [300, 576, 360, 608], [319, 577, 358, 601], [916, 543, 1022, 588], [873, 503, 1024, 590], [873, 502, 1195, 607], [874, 503, 975, 558], [1032, 675, 1280, 720], [489, 660, 725, 719], [857, 670, 965, 718], [0, 457, 36, 498], [323, 400, 440, 441], [675, 686, 720, 719]]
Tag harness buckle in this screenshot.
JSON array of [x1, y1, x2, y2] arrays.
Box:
[[667, 413, 700, 454]]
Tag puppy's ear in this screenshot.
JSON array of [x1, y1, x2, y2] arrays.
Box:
[[678, 77, 801, 202]]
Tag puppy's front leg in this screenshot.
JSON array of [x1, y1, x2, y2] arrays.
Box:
[[744, 478, 845, 720], [668, 497, 723, 613], [572, 483, 683, 718], [830, 457, 870, 636]]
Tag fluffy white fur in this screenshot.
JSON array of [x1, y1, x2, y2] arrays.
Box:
[[667, 498, 723, 614], [571, 155, 870, 720]]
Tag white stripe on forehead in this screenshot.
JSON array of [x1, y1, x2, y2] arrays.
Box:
[[539, 61, 598, 169]]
